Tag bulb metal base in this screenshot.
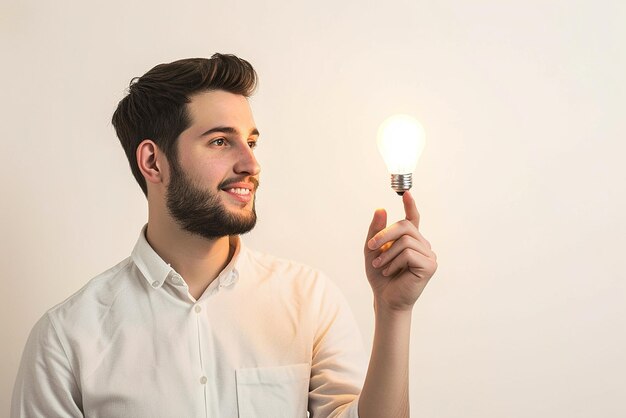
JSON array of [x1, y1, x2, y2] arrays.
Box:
[[390, 173, 412, 196]]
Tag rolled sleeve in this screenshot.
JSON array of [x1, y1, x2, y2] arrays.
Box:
[[308, 275, 366, 418]]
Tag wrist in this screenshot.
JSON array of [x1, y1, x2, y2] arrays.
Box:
[[373, 298, 414, 320]]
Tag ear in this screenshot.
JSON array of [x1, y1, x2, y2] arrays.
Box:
[[136, 139, 168, 186]]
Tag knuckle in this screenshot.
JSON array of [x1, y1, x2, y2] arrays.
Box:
[[398, 219, 412, 230], [417, 232, 431, 248], [400, 247, 413, 258], [398, 235, 412, 246]]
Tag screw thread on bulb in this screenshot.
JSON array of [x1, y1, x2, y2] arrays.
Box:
[[390, 173, 412, 195]]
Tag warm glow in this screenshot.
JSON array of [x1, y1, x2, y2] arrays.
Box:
[[377, 114, 426, 174]]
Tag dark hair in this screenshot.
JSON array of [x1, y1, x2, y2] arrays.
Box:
[[111, 53, 257, 197]]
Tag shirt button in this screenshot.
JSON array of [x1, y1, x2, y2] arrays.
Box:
[[194, 305, 202, 313], [172, 276, 182, 284], [199, 376, 208, 385], [151, 281, 160, 288]]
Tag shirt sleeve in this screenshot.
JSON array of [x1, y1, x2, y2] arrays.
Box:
[[11, 313, 83, 418], [308, 274, 367, 418]]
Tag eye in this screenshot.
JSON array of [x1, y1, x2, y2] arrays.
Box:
[[210, 138, 226, 146], [248, 140, 258, 150]]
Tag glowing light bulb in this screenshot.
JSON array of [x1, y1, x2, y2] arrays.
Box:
[[377, 114, 426, 195]]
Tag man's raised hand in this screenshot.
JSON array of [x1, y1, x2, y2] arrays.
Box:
[[364, 191, 438, 312]]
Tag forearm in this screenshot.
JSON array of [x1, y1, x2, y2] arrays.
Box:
[[358, 300, 413, 418]]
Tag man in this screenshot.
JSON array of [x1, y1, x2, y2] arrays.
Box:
[[12, 53, 437, 417]]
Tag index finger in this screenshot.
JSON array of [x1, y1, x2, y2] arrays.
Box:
[[403, 191, 420, 229]]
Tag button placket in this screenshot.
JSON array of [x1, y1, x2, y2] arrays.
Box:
[[193, 304, 209, 409]]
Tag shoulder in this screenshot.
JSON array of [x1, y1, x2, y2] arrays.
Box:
[[243, 247, 321, 276], [239, 246, 346, 304], [242, 246, 329, 284], [44, 257, 135, 331]]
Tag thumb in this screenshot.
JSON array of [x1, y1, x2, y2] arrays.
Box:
[[366, 208, 387, 246]]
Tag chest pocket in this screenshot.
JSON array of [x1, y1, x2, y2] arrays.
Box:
[[236, 363, 310, 418]]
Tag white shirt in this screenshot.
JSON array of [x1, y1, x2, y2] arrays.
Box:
[[12, 225, 366, 418]]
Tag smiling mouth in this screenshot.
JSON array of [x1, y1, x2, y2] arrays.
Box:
[[219, 177, 259, 196], [220, 181, 256, 203], [226, 187, 251, 196]]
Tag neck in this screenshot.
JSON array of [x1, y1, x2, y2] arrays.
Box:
[[145, 219, 234, 300]]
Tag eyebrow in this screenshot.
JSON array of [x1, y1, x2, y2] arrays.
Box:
[[199, 126, 260, 138]]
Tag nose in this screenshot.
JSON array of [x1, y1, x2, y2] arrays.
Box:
[[233, 145, 261, 176]]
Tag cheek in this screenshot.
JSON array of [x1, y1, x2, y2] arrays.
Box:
[[194, 159, 232, 185], [179, 144, 233, 184]]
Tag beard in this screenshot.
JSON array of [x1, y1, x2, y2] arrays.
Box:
[[165, 157, 258, 240]]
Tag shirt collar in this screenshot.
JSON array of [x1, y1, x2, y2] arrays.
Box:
[[214, 235, 242, 288], [131, 224, 243, 290]]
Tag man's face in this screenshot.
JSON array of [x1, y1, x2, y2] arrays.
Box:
[[165, 90, 261, 240]]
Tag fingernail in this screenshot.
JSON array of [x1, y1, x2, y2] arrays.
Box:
[[382, 267, 389, 276], [368, 238, 377, 249], [372, 257, 381, 268]]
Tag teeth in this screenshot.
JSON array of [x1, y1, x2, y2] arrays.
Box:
[[229, 188, 250, 195]]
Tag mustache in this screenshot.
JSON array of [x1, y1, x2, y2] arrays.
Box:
[[219, 177, 260, 191]]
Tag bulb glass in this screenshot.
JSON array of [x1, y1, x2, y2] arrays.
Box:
[[377, 114, 425, 174]]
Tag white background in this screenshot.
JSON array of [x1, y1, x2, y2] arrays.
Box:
[[2, 0, 625, 416]]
